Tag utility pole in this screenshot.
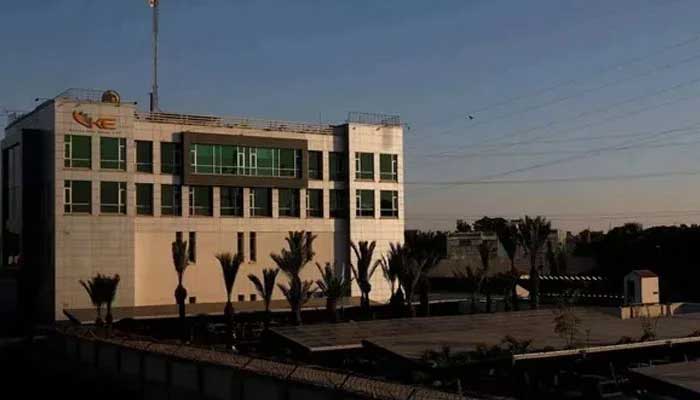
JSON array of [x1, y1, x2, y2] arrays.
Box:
[[148, 0, 160, 112]]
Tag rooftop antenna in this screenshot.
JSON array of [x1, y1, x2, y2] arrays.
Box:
[[148, 0, 160, 112]]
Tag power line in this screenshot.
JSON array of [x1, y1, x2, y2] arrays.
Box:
[[405, 168, 700, 186], [408, 23, 700, 140]]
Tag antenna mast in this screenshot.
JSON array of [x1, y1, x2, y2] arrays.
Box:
[[148, 0, 160, 112]]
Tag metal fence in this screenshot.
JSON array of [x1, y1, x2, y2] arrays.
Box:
[[347, 111, 401, 126]]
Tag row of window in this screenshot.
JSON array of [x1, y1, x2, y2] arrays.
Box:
[[64, 135, 399, 182], [64, 181, 400, 218]]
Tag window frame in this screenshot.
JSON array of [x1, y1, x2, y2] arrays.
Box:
[[136, 140, 153, 173], [136, 183, 154, 216], [355, 189, 375, 218], [278, 188, 300, 218], [380, 154, 398, 182], [306, 189, 323, 218], [220, 187, 243, 217], [64, 135, 92, 169], [308, 151, 323, 180], [160, 142, 182, 174], [249, 188, 272, 217], [188, 186, 213, 217], [64, 180, 92, 214], [329, 152, 347, 181], [100, 181, 127, 214], [161, 184, 182, 216], [355, 152, 374, 180], [329, 189, 348, 219], [380, 190, 399, 218], [100, 137, 127, 170]]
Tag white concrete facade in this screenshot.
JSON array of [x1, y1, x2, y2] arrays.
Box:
[[2, 90, 404, 320]]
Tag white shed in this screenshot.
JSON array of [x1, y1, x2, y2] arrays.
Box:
[[624, 270, 659, 305]]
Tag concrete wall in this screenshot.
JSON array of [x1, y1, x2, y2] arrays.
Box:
[[53, 332, 458, 400]]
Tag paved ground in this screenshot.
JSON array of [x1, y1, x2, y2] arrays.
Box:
[[271, 307, 700, 360]]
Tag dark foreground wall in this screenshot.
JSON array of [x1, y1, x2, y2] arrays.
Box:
[[51, 329, 463, 400]]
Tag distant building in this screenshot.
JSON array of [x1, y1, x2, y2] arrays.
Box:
[[2, 88, 405, 321]]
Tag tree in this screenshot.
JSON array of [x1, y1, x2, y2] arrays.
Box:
[[496, 223, 520, 311], [473, 217, 508, 234], [350, 240, 380, 318], [380, 243, 407, 316], [79, 273, 120, 327], [248, 268, 279, 329], [477, 241, 494, 312], [546, 240, 558, 275], [553, 299, 582, 348], [215, 252, 244, 349], [454, 265, 481, 313], [456, 219, 472, 232], [172, 238, 190, 341], [271, 231, 317, 325], [405, 231, 444, 316], [556, 245, 568, 275], [316, 262, 351, 322], [518, 216, 552, 309], [393, 245, 425, 317]]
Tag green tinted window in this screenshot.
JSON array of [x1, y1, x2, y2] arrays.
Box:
[[380, 190, 398, 218], [221, 187, 243, 216], [136, 183, 153, 215], [355, 153, 374, 180], [161, 142, 181, 174], [161, 184, 181, 216], [136, 141, 153, 173], [356, 189, 374, 217], [380, 154, 397, 182], [329, 152, 347, 181], [306, 189, 323, 218], [257, 148, 274, 176], [100, 137, 126, 170], [308, 151, 322, 180], [65, 135, 92, 168], [279, 189, 300, 217], [100, 181, 126, 214], [64, 180, 91, 213], [250, 188, 271, 217], [189, 186, 212, 216], [329, 189, 347, 218]]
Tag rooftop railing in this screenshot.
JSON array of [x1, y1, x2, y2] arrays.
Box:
[[347, 111, 401, 126], [135, 111, 336, 135]]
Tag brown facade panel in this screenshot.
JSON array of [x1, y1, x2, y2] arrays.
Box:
[[182, 131, 309, 189]]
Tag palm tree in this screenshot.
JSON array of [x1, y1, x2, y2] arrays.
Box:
[[380, 243, 407, 316], [79, 273, 120, 328], [79, 276, 105, 326], [271, 231, 317, 325], [248, 268, 279, 329], [477, 241, 493, 312], [496, 224, 520, 311], [518, 216, 552, 309], [316, 262, 351, 322], [350, 240, 380, 318], [454, 265, 481, 313], [215, 252, 244, 348], [172, 238, 190, 341], [102, 274, 120, 327], [390, 243, 424, 317], [406, 231, 444, 317]]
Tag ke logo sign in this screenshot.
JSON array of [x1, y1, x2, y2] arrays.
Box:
[[72, 110, 116, 130]]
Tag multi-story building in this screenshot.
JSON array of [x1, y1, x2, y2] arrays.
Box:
[[2, 89, 404, 321]]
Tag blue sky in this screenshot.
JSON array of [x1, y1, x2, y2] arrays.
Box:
[[3, 0, 700, 232]]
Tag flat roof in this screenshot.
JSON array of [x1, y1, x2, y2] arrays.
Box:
[[64, 296, 363, 324], [270, 308, 700, 361], [630, 360, 700, 397]]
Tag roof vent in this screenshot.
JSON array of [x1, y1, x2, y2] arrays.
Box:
[[101, 90, 121, 105]]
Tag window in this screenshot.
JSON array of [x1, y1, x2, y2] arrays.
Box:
[[380, 190, 399, 218], [100, 137, 126, 170], [238, 294, 245, 302], [278, 189, 300, 217], [64, 180, 91, 213], [329, 152, 347, 181], [100, 181, 126, 214], [136, 141, 153, 173], [380, 154, 398, 182], [250, 232, 257, 262], [355, 153, 374, 180], [249, 188, 271, 217], [64, 135, 92, 168], [356, 190, 375, 217], [189, 143, 302, 178], [250, 294, 257, 301], [161, 142, 182, 174], [308, 151, 322, 180], [330, 189, 348, 218], [176, 231, 183, 242], [237, 232, 245, 260], [161, 184, 182, 216], [220, 187, 243, 217], [189, 232, 196, 262], [189, 186, 212, 216], [136, 183, 153, 215], [306, 189, 323, 218]]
